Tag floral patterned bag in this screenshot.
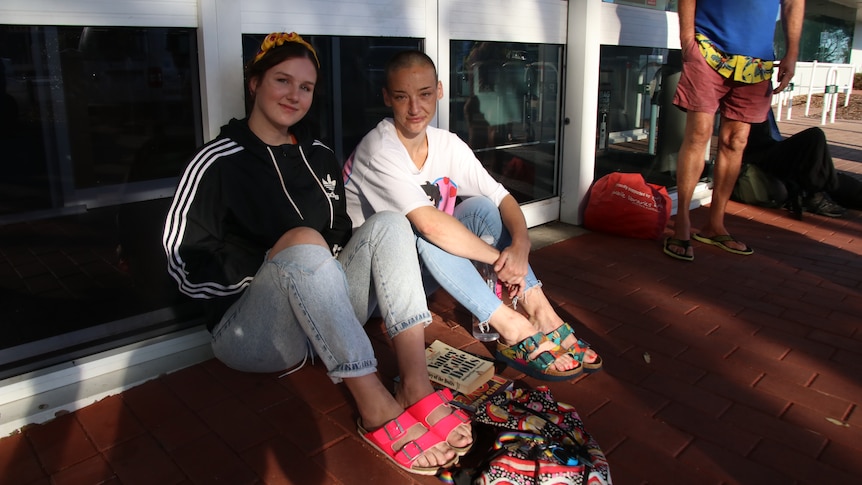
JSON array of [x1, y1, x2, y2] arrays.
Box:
[[445, 386, 611, 485]]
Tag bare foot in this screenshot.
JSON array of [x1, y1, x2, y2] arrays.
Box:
[[697, 223, 748, 252], [521, 303, 599, 365], [529, 334, 581, 372], [553, 327, 600, 364], [494, 306, 579, 373], [666, 238, 694, 259], [500, 333, 580, 373]]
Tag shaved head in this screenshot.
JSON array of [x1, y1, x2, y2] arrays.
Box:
[[384, 50, 437, 90]]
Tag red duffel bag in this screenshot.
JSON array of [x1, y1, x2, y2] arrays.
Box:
[[583, 172, 671, 240]]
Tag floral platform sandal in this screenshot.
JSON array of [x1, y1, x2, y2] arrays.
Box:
[[406, 388, 473, 456], [546, 322, 603, 373], [358, 410, 458, 476], [495, 332, 583, 381]]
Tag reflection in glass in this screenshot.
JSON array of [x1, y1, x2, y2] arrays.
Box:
[[0, 25, 202, 368], [1, 30, 426, 371], [241, 34, 423, 162], [595, 45, 697, 189], [791, 3, 855, 64], [450, 41, 563, 204], [601, 0, 678, 12]]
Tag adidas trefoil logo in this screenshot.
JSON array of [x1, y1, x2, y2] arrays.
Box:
[[322, 174, 339, 200]]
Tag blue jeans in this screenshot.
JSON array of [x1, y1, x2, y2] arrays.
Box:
[[416, 196, 541, 326], [211, 211, 431, 383]]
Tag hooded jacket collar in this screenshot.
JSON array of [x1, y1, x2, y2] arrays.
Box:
[[218, 118, 315, 161]]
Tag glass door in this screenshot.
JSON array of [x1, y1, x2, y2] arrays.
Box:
[[449, 41, 564, 205]]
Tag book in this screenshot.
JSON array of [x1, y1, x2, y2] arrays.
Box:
[[451, 374, 514, 410], [425, 340, 496, 395]]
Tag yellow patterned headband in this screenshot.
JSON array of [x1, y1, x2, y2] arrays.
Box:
[[253, 32, 320, 68]]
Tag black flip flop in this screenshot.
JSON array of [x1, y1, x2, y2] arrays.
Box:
[[692, 234, 754, 256], [663, 237, 694, 262]]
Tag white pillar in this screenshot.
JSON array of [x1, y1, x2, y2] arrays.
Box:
[[559, 0, 603, 225], [197, 0, 244, 141]]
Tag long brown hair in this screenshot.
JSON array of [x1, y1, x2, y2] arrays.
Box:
[[244, 34, 321, 116]]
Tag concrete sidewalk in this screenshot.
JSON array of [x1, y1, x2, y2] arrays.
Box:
[[775, 96, 862, 180]]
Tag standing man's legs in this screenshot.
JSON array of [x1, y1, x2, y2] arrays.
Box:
[[668, 31, 769, 259], [698, 116, 751, 252], [668, 111, 714, 258], [668, 34, 720, 260]]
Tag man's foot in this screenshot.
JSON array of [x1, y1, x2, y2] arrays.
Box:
[[804, 192, 846, 218], [691, 233, 753, 256], [663, 237, 694, 261]]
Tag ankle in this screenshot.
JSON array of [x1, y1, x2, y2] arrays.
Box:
[[359, 401, 403, 431], [491, 310, 535, 345], [396, 379, 435, 408]]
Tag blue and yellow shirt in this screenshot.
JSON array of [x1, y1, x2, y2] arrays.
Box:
[[693, 0, 780, 84]]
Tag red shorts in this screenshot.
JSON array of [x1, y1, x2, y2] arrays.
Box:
[[673, 38, 773, 124]]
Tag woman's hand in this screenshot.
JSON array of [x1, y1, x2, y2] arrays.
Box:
[[493, 242, 530, 299]]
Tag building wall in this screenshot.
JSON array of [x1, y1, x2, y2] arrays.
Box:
[[0, 0, 197, 26], [16, 1, 854, 223], [852, 21, 862, 71], [0, 0, 573, 231], [560, 0, 682, 224], [2, 0, 857, 224]]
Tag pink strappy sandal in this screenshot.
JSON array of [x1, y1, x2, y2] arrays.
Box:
[[358, 410, 458, 475], [406, 389, 473, 456]]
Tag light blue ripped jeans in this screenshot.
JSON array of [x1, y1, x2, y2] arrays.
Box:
[[211, 211, 432, 383], [416, 196, 541, 328]]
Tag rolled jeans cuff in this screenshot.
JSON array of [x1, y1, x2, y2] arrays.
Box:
[[386, 310, 433, 340], [328, 358, 378, 383]]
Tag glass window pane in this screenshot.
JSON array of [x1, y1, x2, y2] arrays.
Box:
[[602, 0, 678, 12], [241, 34, 423, 162], [788, 3, 856, 64], [450, 41, 563, 203], [596, 45, 694, 189], [0, 25, 203, 370]]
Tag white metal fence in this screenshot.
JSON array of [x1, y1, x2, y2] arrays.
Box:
[[773, 61, 856, 124]]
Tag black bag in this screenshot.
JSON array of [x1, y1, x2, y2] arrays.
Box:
[[832, 172, 862, 210], [732, 163, 788, 208]]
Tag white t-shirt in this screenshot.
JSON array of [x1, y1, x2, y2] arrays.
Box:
[[343, 118, 510, 228]]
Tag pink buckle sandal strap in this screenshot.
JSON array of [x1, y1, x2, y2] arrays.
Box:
[[358, 410, 457, 475], [406, 389, 473, 455]]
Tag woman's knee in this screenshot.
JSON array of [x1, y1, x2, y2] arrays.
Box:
[[455, 195, 497, 215], [269, 227, 327, 259], [454, 196, 501, 236], [366, 210, 410, 231], [365, 211, 414, 247]]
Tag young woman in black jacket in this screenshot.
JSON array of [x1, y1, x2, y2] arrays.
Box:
[[162, 33, 471, 475]]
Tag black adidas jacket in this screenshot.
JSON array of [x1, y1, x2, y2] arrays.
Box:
[[163, 118, 351, 323]]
